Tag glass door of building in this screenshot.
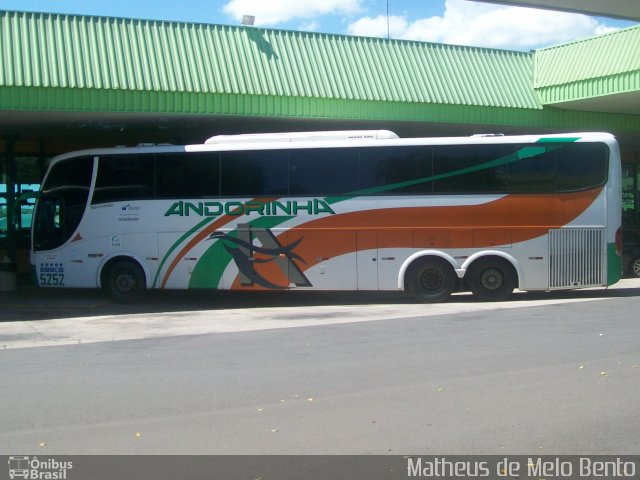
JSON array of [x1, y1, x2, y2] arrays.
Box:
[[623, 163, 639, 227]]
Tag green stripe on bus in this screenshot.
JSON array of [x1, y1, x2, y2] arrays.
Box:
[[330, 141, 574, 202], [152, 216, 214, 288], [536, 137, 581, 143]]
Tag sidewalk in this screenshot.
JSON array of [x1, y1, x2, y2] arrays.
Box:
[[1, 277, 639, 350], [0, 284, 111, 316], [1, 276, 639, 319]]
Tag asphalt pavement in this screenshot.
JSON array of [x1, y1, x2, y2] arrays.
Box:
[[0, 278, 639, 455]]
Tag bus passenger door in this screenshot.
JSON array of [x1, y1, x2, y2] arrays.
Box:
[[357, 231, 378, 290], [32, 194, 93, 288]]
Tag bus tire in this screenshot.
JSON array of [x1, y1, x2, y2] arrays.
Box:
[[106, 260, 146, 303], [467, 257, 516, 301], [405, 257, 455, 303]]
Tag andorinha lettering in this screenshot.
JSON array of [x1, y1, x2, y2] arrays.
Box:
[[164, 199, 336, 217]]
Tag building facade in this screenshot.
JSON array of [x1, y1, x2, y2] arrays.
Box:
[[1, 10, 639, 272]]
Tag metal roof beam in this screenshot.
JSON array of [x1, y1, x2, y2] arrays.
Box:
[[471, 0, 640, 21]]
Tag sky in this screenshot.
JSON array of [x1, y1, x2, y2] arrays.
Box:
[[1, 0, 636, 50]]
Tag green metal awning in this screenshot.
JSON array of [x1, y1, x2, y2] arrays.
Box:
[[534, 24, 640, 114], [0, 11, 538, 107], [0, 10, 639, 133]]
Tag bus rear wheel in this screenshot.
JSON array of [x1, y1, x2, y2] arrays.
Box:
[[467, 257, 516, 301], [406, 257, 455, 303], [106, 260, 146, 303]]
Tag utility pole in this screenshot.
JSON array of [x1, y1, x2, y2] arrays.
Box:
[[386, 0, 390, 39]]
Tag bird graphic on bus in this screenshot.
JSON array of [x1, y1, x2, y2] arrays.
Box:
[[207, 225, 312, 289]]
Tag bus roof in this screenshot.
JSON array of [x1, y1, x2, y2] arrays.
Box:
[[204, 130, 400, 144], [44, 131, 617, 167]]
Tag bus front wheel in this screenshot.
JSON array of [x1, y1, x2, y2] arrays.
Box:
[[467, 257, 516, 301], [106, 260, 146, 303], [406, 257, 455, 303]]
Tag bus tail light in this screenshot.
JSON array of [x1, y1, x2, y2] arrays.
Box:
[[615, 227, 623, 256]]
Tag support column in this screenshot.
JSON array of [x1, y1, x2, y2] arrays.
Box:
[[4, 135, 17, 262]]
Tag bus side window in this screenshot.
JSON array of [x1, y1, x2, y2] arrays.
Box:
[[432, 145, 510, 194], [92, 155, 154, 204], [289, 148, 359, 195], [156, 153, 221, 198], [221, 150, 286, 197], [360, 146, 432, 194], [507, 145, 556, 193], [555, 143, 608, 192]]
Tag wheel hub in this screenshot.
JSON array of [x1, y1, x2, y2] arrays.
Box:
[[480, 268, 503, 290], [115, 272, 136, 293], [420, 267, 444, 291]]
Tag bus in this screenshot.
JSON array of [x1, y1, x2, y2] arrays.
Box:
[[30, 130, 622, 303]]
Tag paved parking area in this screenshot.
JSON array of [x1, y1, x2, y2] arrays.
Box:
[[1, 278, 639, 349]]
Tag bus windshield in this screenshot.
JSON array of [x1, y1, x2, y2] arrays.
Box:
[[32, 156, 93, 252]]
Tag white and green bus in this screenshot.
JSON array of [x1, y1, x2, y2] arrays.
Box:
[[31, 130, 622, 302]]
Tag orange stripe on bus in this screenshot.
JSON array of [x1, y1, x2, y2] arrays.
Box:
[[230, 189, 601, 290]]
